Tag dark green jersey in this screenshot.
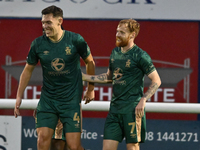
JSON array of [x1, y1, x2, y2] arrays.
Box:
[[27, 30, 90, 104], [109, 45, 155, 114]]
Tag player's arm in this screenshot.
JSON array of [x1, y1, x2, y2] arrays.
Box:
[[14, 63, 35, 118], [143, 70, 161, 100], [135, 70, 161, 117], [83, 53, 95, 91], [82, 68, 112, 83], [83, 54, 95, 104]]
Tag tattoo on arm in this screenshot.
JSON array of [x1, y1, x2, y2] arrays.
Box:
[[90, 76, 95, 81], [97, 74, 107, 81], [143, 82, 159, 100]]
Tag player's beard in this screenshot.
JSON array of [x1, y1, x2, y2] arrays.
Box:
[[116, 36, 130, 47]]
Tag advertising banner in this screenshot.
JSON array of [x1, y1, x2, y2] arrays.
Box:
[[22, 117, 37, 150], [21, 116, 200, 150], [0, 116, 197, 149], [0, 0, 200, 20], [0, 116, 21, 150]]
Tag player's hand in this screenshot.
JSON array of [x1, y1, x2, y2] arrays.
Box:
[[135, 97, 146, 118], [14, 98, 22, 118], [83, 90, 94, 104], [33, 109, 37, 119]]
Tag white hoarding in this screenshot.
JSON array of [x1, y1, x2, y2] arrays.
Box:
[[0, 116, 21, 150], [0, 0, 199, 20]]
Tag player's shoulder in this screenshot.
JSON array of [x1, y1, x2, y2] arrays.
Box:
[[64, 30, 82, 38], [132, 45, 149, 57], [111, 47, 120, 54], [33, 34, 47, 43], [133, 45, 144, 53], [129, 45, 152, 63], [30, 35, 46, 47], [64, 30, 84, 43]]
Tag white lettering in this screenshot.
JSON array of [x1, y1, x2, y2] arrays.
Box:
[[81, 129, 87, 139], [154, 88, 163, 102], [81, 129, 98, 140], [87, 132, 92, 139], [33, 86, 41, 99], [23, 129, 37, 138], [163, 88, 175, 102], [92, 132, 97, 139], [24, 86, 177, 103], [24, 86, 32, 99], [94, 87, 99, 92], [99, 87, 112, 101]]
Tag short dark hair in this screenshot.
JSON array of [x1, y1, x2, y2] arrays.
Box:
[[41, 5, 63, 18]]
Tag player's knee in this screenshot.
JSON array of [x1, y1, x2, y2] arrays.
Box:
[[67, 145, 78, 150], [127, 143, 140, 150], [67, 144, 81, 150], [37, 138, 44, 148], [37, 134, 51, 148]]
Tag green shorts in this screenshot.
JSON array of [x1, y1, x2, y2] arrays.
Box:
[[35, 99, 82, 134], [103, 111, 146, 143]]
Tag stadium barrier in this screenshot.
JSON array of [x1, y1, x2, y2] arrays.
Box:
[[0, 99, 200, 113]]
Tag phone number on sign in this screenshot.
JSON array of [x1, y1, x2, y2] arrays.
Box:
[[145, 131, 198, 142]]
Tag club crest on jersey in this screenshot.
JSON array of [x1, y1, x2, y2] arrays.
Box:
[[126, 59, 131, 67], [65, 47, 71, 55], [111, 58, 114, 63], [43, 51, 49, 55]]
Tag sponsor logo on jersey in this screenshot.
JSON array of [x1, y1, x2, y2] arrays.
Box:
[[49, 58, 70, 75], [113, 67, 126, 85], [113, 68, 123, 80], [51, 58, 65, 71]]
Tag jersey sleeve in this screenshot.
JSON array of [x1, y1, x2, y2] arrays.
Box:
[[26, 40, 39, 65], [108, 49, 114, 72], [138, 51, 155, 75], [74, 34, 91, 60]]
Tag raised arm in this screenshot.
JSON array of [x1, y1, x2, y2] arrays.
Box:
[[82, 68, 112, 83], [135, 70, 161, 117], [14, 63, 35, 118]]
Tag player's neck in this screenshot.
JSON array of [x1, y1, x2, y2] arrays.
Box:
[[49, 29, 64, 42], [121, 42, 135, 53]]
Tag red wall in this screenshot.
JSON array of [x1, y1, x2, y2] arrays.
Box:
[[0, 19, 199, 120]]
